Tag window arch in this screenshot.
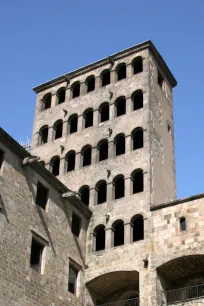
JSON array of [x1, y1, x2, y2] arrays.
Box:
[[56, 87, 66, 104], [131, 127, 143, 150], [131, 90, 143, 111], [114, 134, 125, 156], [132, 56, 143, 75], [79, 185, 90, 206], [180, 217, 186, 231], [115, 96, 126, 117], [42, 93, 51, 110], [116, 63, 126, 81], [94, 225, 105, 251], [71, 81, 80, 98], [53, 119, 63, 140], [86, 75, 95, 92], [39, 125, 48, 145], [95, 180, 107, 204], [68, 114, 78, 134], [97, 139, 108, 161], [50, 156, 60, 176], [81, 145, 92, 167], [131, 169, 144, 194], [131, 215, 144, 242], [65, 150, 76, 172], [99, 102, 109, 122], [113, 175, 125, 200], [112, 220, 124, 247], [83, 108, 93, 129], [101, 69, 110, 87]]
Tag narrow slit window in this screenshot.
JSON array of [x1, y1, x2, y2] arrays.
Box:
[[180, 217, 186, 231], [30, 237, 45, 273], [158, 70, 164, 89], [36, 182, 48, 210], [68, 265, 78, 295], [72, 213, 81, 237]]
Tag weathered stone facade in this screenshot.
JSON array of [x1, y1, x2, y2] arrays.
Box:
[[0, 41, 204, 306]]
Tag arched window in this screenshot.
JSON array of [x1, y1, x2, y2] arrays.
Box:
[[113, 220, 124, 247], [79, 185, 90, 206], [65, 150, 76, 172], [71, 82, 80, 98], [96, 180, 107, 204], [94, 225, 105, 251], [132, 57, 143, 75], [101, 69, 110, 87], [113, 175, 125, 200], [115, 96, 126, 117], [116, 63, 126, 81], [86, 75, 95, 92], [39, 125, 48, 145], [50, 156, 60, 176], [53, 120, 63, 140], [83, 108, 93, 129], [97, 139, 108, 161], [99, 102, 109, 122], [114, 134, 125, 156], [131, 127, 143, 150], [42, 93, 51, 110], [131, 169, 144, 194], [81, 145, 92, 167], [68, 114, 78, 134], [131, 90, 143, 111], [180, 217, 186, 231], [56, 87, 66, 104], [131, 215, 144, 242]]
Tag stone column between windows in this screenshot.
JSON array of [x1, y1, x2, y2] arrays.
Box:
[[126, 96, 132, 114], [107, 182, 113, 203], [124, 222, 132, 245], [78, 115, 84, 132], [126, 63, 132, 78], [60, 157, 65, 176], [105, 227, 113, 249], [109, 102, 115, 120], [89, 188, 95, 208], [66, 87, 72, 100], [95, 76, 101, 90], [51, 93, 56, 107], [48, 126, 53, 143], [92, 147, 98, 165], [80, 82, 87, 95], [108, 141, 115, 158], [62, 120, 68, 138], [75, 152, 81, 170], [125, 176, 132, 197], [125, 135, 131, 153], [110, 69, 116, 83]]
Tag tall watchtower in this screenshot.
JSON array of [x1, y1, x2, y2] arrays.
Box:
[[31, 40, 177, 305]]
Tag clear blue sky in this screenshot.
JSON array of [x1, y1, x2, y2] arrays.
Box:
[[0, 1, 203, 199]]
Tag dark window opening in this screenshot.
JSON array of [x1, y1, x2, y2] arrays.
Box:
[[115, 135, 125, 156], [50, 157, 60, 176], [79, 186, 89, 206], [30, 237, 44, 272], [68, 265, 78, 295], [132, 128, 143, 150], [39, 126, 48, 144], [54, 121, 63, 140], [100, 103, 109, 122], [114, 221, 124, 246], [117, 64, 126, 81], [132, 170, 143, 194], [0, 149, 4, 170], [97, 181, 107, 204], [57, 88, 66, 104], [66, 151, 76, 172], [132, 216, 144, 242], [72, 213, 81, 237], [132, 91, 143, 111], [168, 124, 172, 135], [72, 83, 80, 98], [95, 226, 105, 251], [132, 57, 143, 74], [116, 97, 126, 117], [42, 94, 51, 110], [180, 217, 186, 231], [84, 109, 93, 128], [36, 182, 48, 209], [98, 141, 108, 161], [114, 176, 125, 199], [69, 115, 78, 134], [101, 70, 110, 87], [86, 76, 95, 92], [82, 146, 92, 167], [158, 71, 164, 88]]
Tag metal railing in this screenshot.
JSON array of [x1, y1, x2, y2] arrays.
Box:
[[98, 298, 139, 306], [167, 283, 204, 304]]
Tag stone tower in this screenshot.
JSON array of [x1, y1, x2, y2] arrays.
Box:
[[31, 40, 177, 305]]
